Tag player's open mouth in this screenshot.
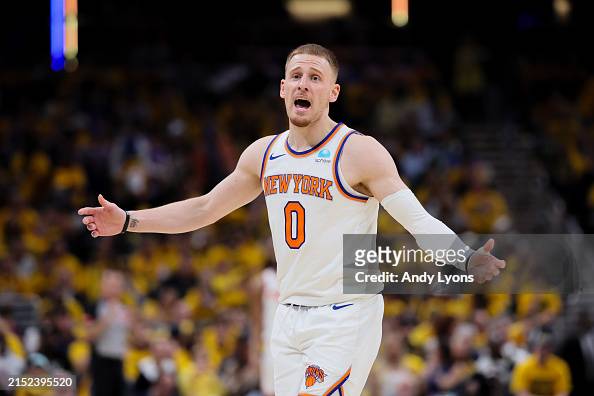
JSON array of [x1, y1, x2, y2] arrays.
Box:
[[294, 99, 311, 110]]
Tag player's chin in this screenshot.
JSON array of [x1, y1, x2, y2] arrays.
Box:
[[289, 115, 311, 128]]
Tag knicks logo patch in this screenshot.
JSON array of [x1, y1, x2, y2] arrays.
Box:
[[304, 364, 326, 388]]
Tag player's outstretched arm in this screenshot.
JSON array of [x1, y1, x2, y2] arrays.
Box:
[[78, 136, 273, 237], [341, 134, 505, 282]]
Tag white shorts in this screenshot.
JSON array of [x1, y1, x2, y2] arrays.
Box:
[[270, 294, 383, 396]]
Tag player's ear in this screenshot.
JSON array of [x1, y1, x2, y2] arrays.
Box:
[[329, 83, 340, 103], [280, 79, 286, 99]]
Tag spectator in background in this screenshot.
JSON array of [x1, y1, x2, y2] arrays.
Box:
[[453, 37, 489, 121], [178, 344, 226, 396], [370, 332, 422, 396], [426, 322, 486, 396], [558, 311, 594, 396], [159, 251, 199, 299], [40, 305, 75, 372], [510, 330, 572, 396], [459, 162, 511, 233], [135, 337, 181, 396], [68, 339, 92, 396], [400, 138, 434, 185], [0, 317, 26, 387], [475, 315, 515, 395], [14, 353, 57, 396], [87, 270, 131, 396]]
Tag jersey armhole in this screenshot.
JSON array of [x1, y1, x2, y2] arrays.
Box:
[[332, 131, 370, 203], [260, 134, 282, 182]]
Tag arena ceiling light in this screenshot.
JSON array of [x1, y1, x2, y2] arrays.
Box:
[[286, 0, 352, 22], [392, 0, 409, 27]]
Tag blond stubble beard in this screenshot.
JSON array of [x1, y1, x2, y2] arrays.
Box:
[[289, 108, 322, 128], [290, 116, 311, 128]]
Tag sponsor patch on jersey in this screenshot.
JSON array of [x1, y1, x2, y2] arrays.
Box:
[[318, 149, 331, 158], [315, 148, 332, 164], [305, 364, 326, 388]]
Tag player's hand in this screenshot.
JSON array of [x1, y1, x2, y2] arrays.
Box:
[[77, 194, 126, 238], [467, 238, 506, 283]]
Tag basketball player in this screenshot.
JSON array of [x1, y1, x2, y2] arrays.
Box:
[[78, 44, 505, 395], [248, 262, 279, 396]]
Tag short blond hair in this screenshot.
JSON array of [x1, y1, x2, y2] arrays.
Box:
[[285, 43, 339, 79]]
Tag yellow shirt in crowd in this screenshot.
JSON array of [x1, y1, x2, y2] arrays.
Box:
[[510, 354, 571, 396]]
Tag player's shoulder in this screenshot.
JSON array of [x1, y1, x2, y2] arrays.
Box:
[[241, 134, 278, 155], [341, 131, 391, 164], [238, 134, 282, 173], [341, 132, 382, 154], [246, 134, 280, 153], [339, 130, 397, 179]]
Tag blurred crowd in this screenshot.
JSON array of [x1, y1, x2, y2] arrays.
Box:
[[1, 41, 593, 396], [529, 75, 594, 232]]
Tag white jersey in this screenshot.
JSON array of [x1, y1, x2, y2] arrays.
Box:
[[260, 122, 379, 305]]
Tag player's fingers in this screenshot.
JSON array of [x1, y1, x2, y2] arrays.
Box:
[[78, 207, 99, 215], [496, 259, 506, 269], [91, 231, 98, 238], [492, 268, 500, 277], [98, 194, 112, 208], [86, 223, 96, 231], [482, 238, 495, 254], [82, 216, 95, 225]]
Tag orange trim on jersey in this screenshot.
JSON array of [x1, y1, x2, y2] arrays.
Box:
[[322, 367, 351, 396], [332, 132, 369, 203], [260, 134, 282, 183], [285, 122, 343, 158], [297, 388, 345, 396]]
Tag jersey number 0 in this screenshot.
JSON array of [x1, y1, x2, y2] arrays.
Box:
[[284, 201, 305, 249]]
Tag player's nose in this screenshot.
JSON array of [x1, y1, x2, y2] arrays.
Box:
[[297, 78, 309, 90]]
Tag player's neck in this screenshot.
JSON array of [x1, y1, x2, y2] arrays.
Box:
[[288, 117, 337, 150]]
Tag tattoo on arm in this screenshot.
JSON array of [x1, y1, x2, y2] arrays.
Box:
[[129, 218, 139, 229]]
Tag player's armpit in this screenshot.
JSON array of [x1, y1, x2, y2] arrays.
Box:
[[339, 133, 407, 201]]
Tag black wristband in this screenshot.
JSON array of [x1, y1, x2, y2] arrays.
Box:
[[464, 250, 475, 273], [120, 211, 130, 234]]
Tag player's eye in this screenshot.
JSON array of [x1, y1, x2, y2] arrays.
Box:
[[311, 75, 320, 81], [292, 74, 301, 79]]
